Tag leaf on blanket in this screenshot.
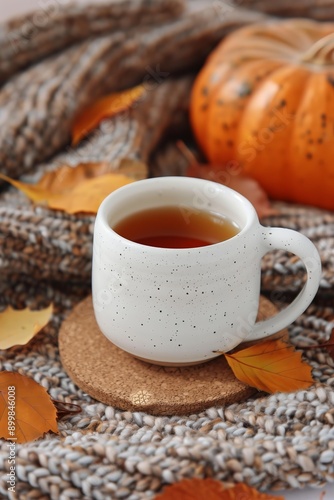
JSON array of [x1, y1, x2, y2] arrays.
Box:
[[45, 173, 135, 214], [0, 159, 147, 215], [154, 478, 285, 499], [0, 304, 53, 350], [179, 141, 277, 219], [72, 85, 145, 144], [0, 372, 59, 443], [223, 339, 314, 393]]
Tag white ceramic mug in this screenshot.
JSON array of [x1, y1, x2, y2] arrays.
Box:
[[92, 177, 321, 365]]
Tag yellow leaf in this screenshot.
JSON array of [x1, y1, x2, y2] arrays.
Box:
[[48, 172, 134, 214], [224, 339, 314, 393], [0, 173, 49, 203], [0, 305, 53, 350], [0, 372, 59, 443], [36, 161, 112, 193], [72, 85, 145, 144], [0, 159, 147, 215], [154, 479, 285, 500]]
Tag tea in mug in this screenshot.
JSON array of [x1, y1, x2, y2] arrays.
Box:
[[113, 205, 240, 249]]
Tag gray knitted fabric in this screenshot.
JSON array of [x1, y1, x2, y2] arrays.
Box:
[[1, 1, 334, 499], [0, 278, 334, 498]]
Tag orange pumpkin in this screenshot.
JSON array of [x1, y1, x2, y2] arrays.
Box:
[[190, 19, 334, 210]]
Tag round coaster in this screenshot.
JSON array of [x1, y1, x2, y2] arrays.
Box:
[[59, 296, 287, 415]]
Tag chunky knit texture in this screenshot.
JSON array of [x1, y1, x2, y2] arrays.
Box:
[[0, 1, 334, 498]]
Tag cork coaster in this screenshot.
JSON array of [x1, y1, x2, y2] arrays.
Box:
[[59, 296, 287, 415]]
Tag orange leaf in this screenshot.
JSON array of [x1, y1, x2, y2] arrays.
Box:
[[0, 372, 59, 443], [224, 339, 314, 393], [0, 304, 53, 350], [154, 479, 226, 499], [0, 159, 147, 215], [72, 85, 145, 144], [154, 479, 284, 499]]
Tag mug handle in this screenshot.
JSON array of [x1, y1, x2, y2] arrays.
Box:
[[247, 226, 322, 341]]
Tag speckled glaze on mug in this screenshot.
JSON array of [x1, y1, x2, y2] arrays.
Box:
[[92, 177, 321, 365]]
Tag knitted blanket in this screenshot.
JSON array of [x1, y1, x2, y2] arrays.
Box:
[[1, 1, 334, 498]]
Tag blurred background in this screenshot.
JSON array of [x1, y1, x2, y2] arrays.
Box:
[[1, 1, 41, 21], [1, 2, 333, 500], [1, 0, 113, 21]]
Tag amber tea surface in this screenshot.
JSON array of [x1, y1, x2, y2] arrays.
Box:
[[113, 205, 240, 249]]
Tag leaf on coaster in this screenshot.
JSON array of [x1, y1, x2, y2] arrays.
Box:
[[0, 305, 53, 350], [0, 159, 147, 215], [72, 85, 145, 144], [154, 478, 285, 499], [224, 339, 314, 393], [0, 372, 59, 443]]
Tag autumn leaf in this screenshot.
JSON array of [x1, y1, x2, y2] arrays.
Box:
[[154, 478, 284, 499], [224, 339, 314, 393], [0, 305, 53, 350], [0, 372, 59, 443], [179, 141, 277, 219], [0, 159, 147, 215], [46, 173, 135, 214], [72, 85, 145, 144]]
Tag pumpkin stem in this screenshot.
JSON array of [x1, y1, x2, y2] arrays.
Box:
[[301, 32, 334, 65]]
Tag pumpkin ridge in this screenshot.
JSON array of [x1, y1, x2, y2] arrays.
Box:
[[238, 64, 311, 200], [206, 59, 284, 164], [190, 18, 334, 209], [288, 71, 334, 208], [190, 61, 233, 153]]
